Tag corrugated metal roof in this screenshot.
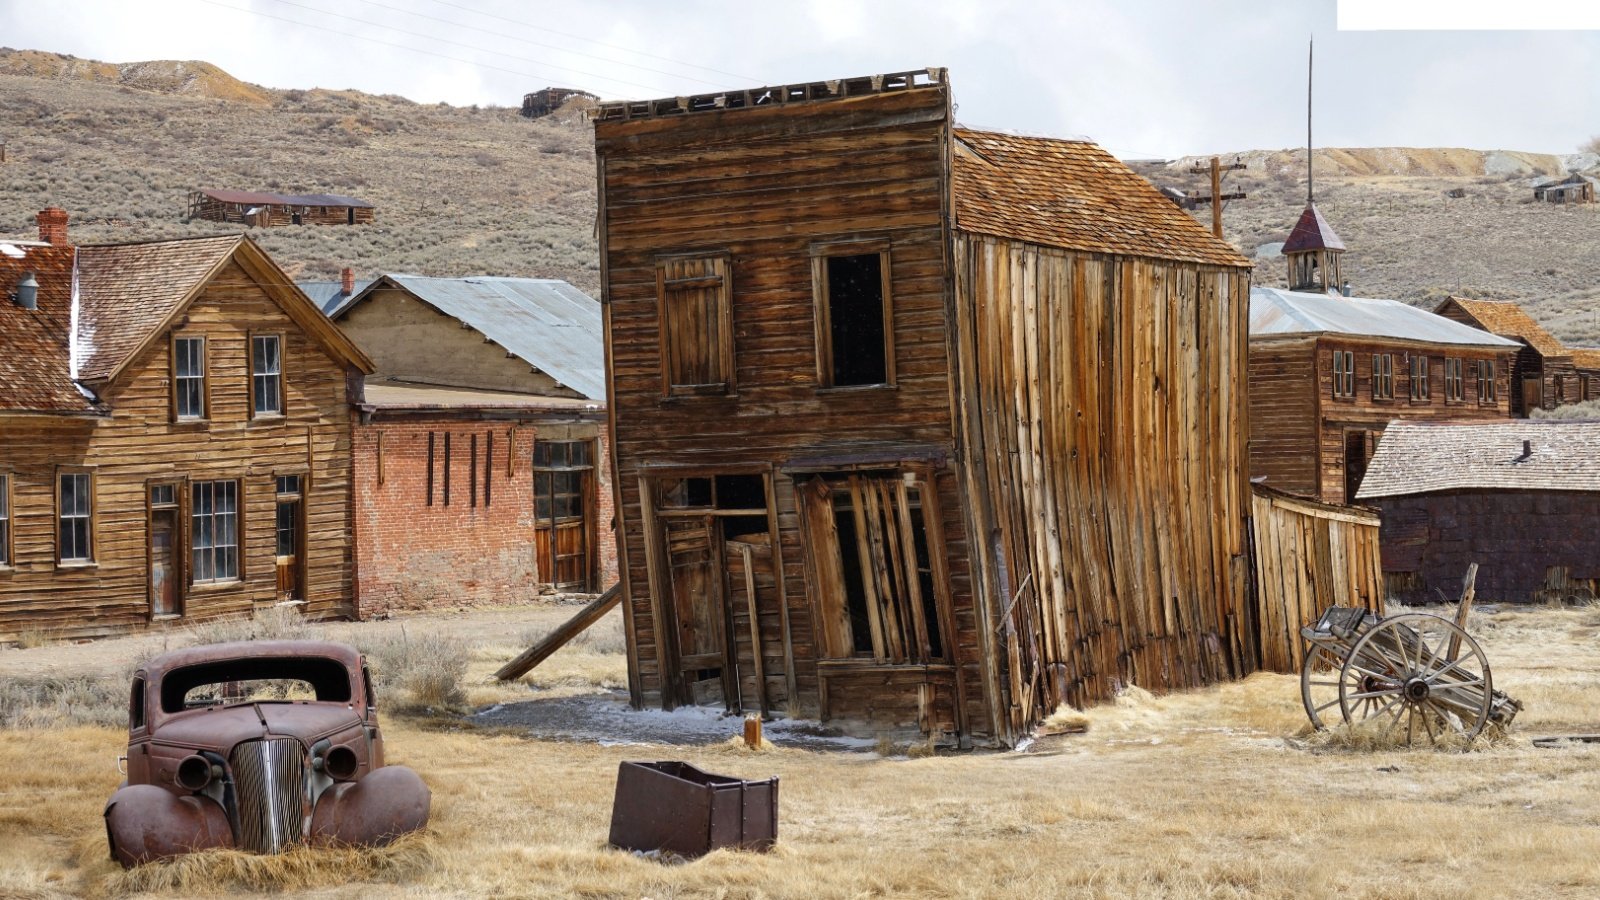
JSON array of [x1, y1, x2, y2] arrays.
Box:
[[298, 279, 373, 314], [199, 189, 374, 208], [339, 275, 605, 400], [1281, 202, 1345, 253], [1358, 420, 1600, 499], [363, 379, 603, 413], [1250, 287, 1521, 348], [952, 128, 1251, 269]]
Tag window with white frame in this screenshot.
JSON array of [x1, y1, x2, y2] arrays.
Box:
[[1332, 351, 1355, 398], [1477, 361, 1497, 403], [191, 480, 239, 582], [1372, 353, 1394, 400], [1445, 358, 1465, 401], [1409, 355, 1430, 400]]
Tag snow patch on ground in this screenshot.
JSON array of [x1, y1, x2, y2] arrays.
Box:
[[472, 690, 879, 752]]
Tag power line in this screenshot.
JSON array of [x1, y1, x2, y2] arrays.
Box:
[[195, 0, 663, 97], [257, 0, 670, 94], [423, 0, 757, 85], [350, 0, 735, 90]]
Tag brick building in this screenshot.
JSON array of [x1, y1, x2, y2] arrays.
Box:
[[324, 274, 614, 614]]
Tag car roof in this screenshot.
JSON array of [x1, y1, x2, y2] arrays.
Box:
[[138, 640, 362, 680]]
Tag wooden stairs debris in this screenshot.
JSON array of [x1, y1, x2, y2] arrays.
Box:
[[494, 585, 622, 681]]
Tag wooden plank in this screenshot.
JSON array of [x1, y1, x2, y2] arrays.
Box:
[[494, 586, 624, 681]]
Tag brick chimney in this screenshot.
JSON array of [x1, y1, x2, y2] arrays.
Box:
[[37, 207, 69, 246], [341, 267, 355, 296]]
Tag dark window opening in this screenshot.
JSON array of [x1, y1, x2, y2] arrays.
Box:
[[714, 474, 765, 510], [659, 476, 713, 509], [721, 513, 768, 541], [484, 433, 494, 507], [832, 501, 875, 655], [129, 677, 145, 730], [907, 493, 943, 660], [825, 253, 888, 386], [443, 433, 452, 506]]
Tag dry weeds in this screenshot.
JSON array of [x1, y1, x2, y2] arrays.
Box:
[[3, 603, 1599, 898]]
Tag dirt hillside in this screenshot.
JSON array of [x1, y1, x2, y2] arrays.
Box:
[[0, 49, 1595, 346]]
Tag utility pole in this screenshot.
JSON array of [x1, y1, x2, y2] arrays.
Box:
[[1189, 156, 1247, 238]]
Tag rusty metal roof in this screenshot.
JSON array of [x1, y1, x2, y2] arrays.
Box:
[[0, 242, 101, 414], [198, 189, 374, 208], [1357, 420, 1600, 499], [1281, 202, 1346, 253], [1436, 296, 1569, 358], [952, 129, 1251, 268], [1251, 287, 1521, 348], [336, 275, 605, 400]]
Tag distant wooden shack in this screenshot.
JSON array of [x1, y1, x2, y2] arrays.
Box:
[[1358, 421, 1600, 604], [592, 69, 1258, 747], [186, 189, 375, 227], [522, 87, 597, 118], [1532, 174, 1596, 204]]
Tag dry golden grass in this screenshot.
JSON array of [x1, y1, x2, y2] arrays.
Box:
[[4, 604, 1600, 898]]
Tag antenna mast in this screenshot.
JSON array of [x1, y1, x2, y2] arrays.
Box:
[[1307, 37, 1314, 204]]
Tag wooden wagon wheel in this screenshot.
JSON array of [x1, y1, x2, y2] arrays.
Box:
[[1300, 640, 1348, 731], [1337, 613, 1494, 746]]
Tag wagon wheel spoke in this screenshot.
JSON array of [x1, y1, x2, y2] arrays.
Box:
[[1346, 687, 1403, 701], [1418, 702, 1438, 745], [1424, 656, 1476, 685]]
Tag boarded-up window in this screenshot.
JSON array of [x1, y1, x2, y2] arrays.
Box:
[[1371, 353, 1394, 400], [656, 255, 733, 397], [1476, 360, 1497, 403], [1445, 358, 1465, 401], [1332, 351, 1355, 398], [1409, 355, 1429, 400], [797, 472, 947, 664], [813, 242, 894, 387]]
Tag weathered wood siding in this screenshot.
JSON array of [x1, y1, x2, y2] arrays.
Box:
[[1313, 338, 1513, 504], [187, 194, 374, 227], [1248, 337, 1320, 498], [1249, 486, 1384, 673], [0, 259, 356, 641], [596, 86, 992, 735], [951, 234, 1256, 734]]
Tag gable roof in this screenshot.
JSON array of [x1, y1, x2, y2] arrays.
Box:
[[1357, 420, 1600, 499], [335, 275, 605, 400], [198, 189, 373, 209], [74, 235, 243, 383], [951, 128, 1250, 269], [0, 241, 101, 415], [298, 279, 374, 314], [1281, 202, 1346, 253], [1251, 286, 1521, 348], [1434, 296, 1569, 358]]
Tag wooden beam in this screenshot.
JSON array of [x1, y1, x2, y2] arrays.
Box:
[[494, 585, 623, 681], [1446, 563, 1477, 662]]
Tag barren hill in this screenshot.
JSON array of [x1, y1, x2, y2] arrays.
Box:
[[0, 50, 1596, 346]]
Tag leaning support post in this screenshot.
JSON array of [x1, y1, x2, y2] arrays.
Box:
[[1446, 563, 1478, 662], [494, 585, 622, 681]]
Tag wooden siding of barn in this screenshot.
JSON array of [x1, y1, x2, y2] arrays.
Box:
[[1313, 338, 1512, 504], [0, 259, 357, 642], [951, 234, 1256, 735], [1248, 337, 1321, 498], [1249, 486, 1384, 673], [596, 86, 993, 739]]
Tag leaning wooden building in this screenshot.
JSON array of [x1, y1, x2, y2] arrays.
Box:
[[592, 70, 1258, 747]]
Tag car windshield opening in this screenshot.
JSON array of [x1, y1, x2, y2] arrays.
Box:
[[160, 657, 353, 713]]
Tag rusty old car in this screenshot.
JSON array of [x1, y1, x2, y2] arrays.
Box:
[[105, 640, 429, 867]]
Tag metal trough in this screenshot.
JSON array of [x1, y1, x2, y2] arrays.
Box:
[[607, 761, 778, 858]]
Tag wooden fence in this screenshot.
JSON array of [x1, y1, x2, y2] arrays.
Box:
[[1250, 484, 1384, 673]]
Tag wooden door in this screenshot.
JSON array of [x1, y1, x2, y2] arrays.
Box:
[[666, 516, 731, 706], [534, 441, 596, 591], [275, 476, 305, 602], [1522, 376, 1543, 415], [150, 509, 180, 617]]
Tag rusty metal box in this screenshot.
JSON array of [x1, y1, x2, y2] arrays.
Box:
[[607, 761, 778, 857]]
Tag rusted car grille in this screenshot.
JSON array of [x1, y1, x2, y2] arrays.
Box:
[[229, 738, 308, 853]]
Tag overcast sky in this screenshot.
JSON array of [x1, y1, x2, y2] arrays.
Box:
[[3, 0, 1598, 158]]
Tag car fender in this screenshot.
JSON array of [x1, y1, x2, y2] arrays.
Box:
[[309, 765, 430, 847], [105, 784, 233, 868]]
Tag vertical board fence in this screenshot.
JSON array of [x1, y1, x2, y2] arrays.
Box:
[[1250, 484, 1384, 673]]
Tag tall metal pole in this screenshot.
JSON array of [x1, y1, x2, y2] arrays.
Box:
[[1307, 38, 1314, 204]]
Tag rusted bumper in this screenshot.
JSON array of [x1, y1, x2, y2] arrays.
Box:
[[105, 784, 233, 868]]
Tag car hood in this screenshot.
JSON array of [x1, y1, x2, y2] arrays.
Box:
[[150, 702, 365, 754]]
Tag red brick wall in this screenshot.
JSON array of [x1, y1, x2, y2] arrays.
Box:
[[350, 417, 616, 616]]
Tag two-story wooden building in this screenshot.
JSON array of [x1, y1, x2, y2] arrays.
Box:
[[593, 70, 1258, 747], [1434, 296, 1586, 414], [0, 210, 371, 642]]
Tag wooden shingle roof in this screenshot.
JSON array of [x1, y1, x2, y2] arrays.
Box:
[[1356, 420, 1600, 499], [952, 128, 1251, 269], [74, 235, 243, 383], [0, 242, 99, 414], [1435, 296, 1569, 359], [1281, 202, 1346, 253], [1572, 347, 1600, 371]]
